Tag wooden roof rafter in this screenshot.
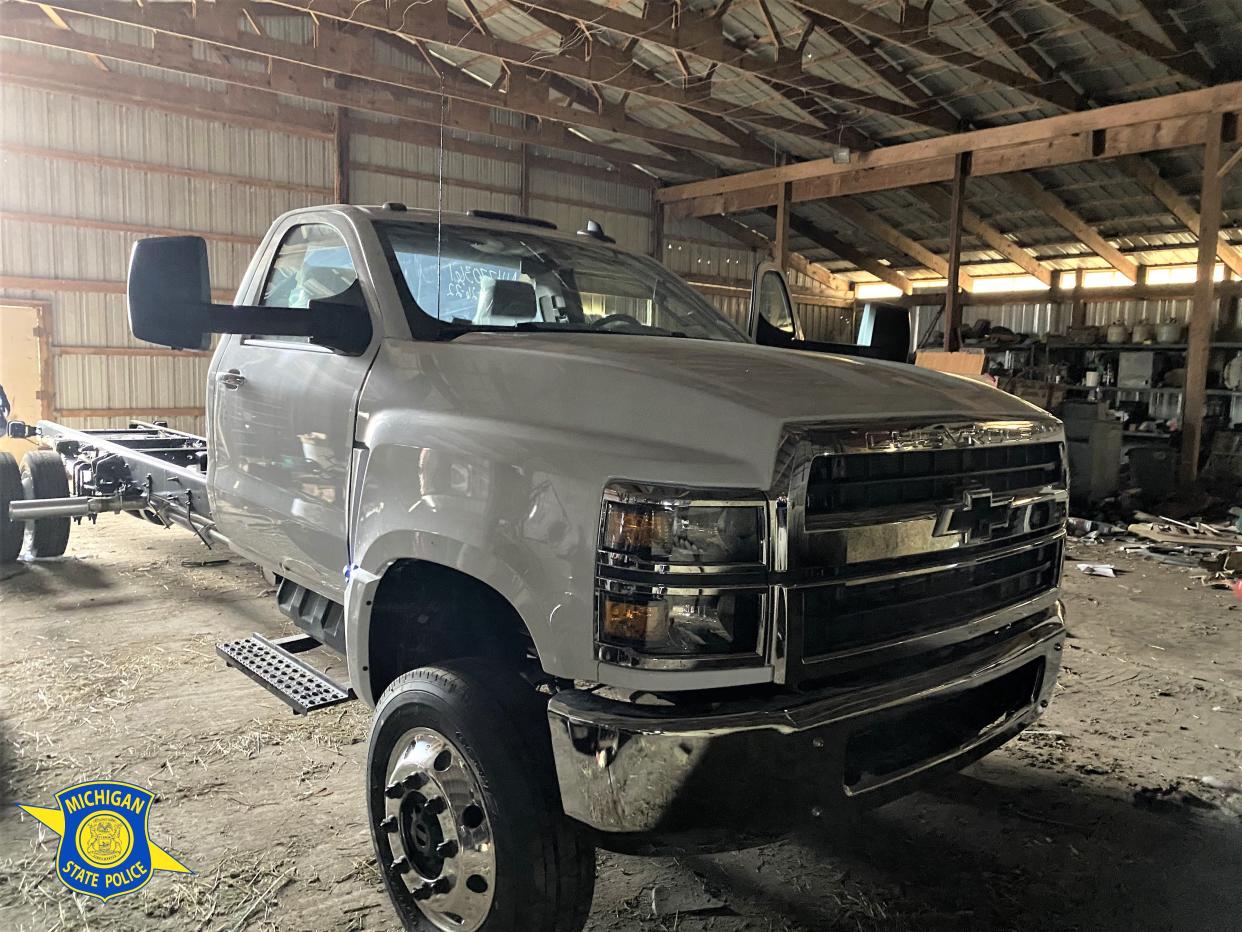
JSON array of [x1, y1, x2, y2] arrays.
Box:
[[828, 198, 974, 290], [1003, 172, 1141, 281], [5, 0, 785, 165], [776, 210, 915, 293], [513, 0, 956, 139], [788, 0, 1082, 111], [1134, 0, 1217, 78], [1119, 155, 1242, 278], [1041, 0, 1216, 86]]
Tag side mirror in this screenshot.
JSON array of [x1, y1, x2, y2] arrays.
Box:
[[127, 236, 214, 350], [127, 236, 372, 354]]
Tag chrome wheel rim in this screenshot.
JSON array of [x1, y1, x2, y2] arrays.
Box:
[[382, 727, 496, 932]]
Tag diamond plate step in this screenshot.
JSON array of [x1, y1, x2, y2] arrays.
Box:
[[217, 633, 354, 715]]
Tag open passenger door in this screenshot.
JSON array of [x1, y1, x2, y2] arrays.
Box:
[[746, 262, 911, 363]]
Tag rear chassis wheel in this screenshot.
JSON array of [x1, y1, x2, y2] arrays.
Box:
[[0, 452, 21, 563], [367, 659, 595, 932], [21, 450, 70, 558]]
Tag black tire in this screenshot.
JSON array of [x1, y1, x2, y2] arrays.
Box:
[[21, 450, 70, 558], [0, 452, 22, 563], [367, 659, 596, 932]]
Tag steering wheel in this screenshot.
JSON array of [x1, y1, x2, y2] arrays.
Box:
[[590, 313, 645, 330]]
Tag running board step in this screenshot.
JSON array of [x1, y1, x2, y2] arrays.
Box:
[[216, 633, 355, 715]]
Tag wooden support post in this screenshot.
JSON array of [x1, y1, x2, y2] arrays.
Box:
[[520, 139, 532, 216], [333, 108, 350, 204], [774, 181, 792, 275], [1181, 112, 1225, 484], [652, 200, 665, 260], [943, 151, 971, 352], [1070, 273, 1086, 329]]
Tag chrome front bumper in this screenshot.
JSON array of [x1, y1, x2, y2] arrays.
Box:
[[548, 604, 1064, 845]]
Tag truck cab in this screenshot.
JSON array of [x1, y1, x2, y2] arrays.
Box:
[[108, 203, 1069, 932]]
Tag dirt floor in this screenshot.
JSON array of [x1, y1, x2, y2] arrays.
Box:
[[2, 518, 1241, 932]]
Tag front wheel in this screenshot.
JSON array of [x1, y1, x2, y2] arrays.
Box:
[[367, 660, 596, 932]]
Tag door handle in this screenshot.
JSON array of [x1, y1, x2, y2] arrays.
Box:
[[218, 369, 246, 390]]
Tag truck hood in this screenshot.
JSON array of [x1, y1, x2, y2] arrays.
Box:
[[452, 331, 1041, 419], [377, 332, 1051, 489]]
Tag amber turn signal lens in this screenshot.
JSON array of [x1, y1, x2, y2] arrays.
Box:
[[601, 597, 669, 646], [603, 503, 673, 556]]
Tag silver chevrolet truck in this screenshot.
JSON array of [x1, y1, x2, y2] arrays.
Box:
[[1, 204, 1068, 932]]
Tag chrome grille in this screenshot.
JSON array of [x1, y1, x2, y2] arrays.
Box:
[[800, 539, 1062, 660], [778, 419, 1068, 686], [806, 442, 1065, 516]]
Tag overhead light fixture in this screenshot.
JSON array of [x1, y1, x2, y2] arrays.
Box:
[[832, 147, 851, 164]]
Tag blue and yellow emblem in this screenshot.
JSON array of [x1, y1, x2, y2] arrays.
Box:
[[18, 781, 191, 900]]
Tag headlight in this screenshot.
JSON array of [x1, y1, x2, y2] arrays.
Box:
[[600, 498, 763, 566], [595, 483, 769, 666], [599, 586, 762, 656]]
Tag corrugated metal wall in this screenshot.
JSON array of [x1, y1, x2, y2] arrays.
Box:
[[0, 76, 333, 435]]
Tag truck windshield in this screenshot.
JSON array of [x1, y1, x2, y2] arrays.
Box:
[[376, 221, 747, 343]]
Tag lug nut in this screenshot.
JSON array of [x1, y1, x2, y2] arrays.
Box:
[[404, 772, 428, 790], [390, 856, 412, 874], [433, 877, 454, 895], [380, 815, 398, 833], [424, 796, 447, 815], [413, 881, 435, 901], [384, 783, 404, 799], [436, 840, 459, 859]]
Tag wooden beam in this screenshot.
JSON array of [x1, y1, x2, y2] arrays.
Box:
[[830, 200, 972, 291], [1135, 0, 1214, 76], [916, 188, 1055, 286], [1181, 111, 1225, 483], [1003, 174, 1140, 281], [1220, 147, 1242, 181], [783, 213, 914, 294], [943, 152, 971, 351], [659, 82, 1242, 216], [774, 181, 792, 273], [790, 0, 1080, 111], [1121, 156, 1242, 278]]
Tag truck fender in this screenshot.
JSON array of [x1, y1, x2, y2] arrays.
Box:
[[345, 529, 559, 706]]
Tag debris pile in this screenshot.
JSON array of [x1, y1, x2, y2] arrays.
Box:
[[1068, 503, 1242, 591]]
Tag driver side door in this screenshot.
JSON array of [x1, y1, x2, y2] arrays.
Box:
[[209, 214, 381, 599]]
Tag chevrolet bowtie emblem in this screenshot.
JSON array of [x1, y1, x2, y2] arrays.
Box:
[[934, 489, 1014, 544]]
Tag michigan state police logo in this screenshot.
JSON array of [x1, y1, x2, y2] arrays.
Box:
[[18, 781, 190, 900]]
